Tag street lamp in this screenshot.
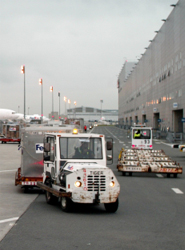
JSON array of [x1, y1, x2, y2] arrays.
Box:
[[68, 99, 71, 118], [50, 86, 54, 119], [21, 65, 26, 119], [74, 101, 77, 119], [64, 96, 67, 118], [100, 99, 103, 119], [58, 92, 61, 120], [39, 78, 43, 123]]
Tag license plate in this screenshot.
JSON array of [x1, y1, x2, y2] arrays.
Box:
[[124, 167, 141, 172], [21, 181, 37, 185]]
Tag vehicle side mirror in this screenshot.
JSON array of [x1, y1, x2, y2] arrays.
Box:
[[107, 141, 113, 150], [44, 155, 50, 161], [44, 143, 50, 152]]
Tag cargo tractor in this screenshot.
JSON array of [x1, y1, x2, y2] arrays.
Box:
[[117, 124, 182, 177], [37, 129, 120, 213]]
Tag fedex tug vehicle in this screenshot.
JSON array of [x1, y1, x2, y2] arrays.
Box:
[[15, 125, 80, 192], [117, 124, 182, 177], [37, 129, 120, 213]]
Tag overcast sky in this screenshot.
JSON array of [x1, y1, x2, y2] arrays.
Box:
[[0, 0, 175, 116]]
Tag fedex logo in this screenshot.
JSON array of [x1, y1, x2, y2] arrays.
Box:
[[35, 143, 44, 153]]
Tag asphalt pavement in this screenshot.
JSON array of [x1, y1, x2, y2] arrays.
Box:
[[0, 126, 185, 250]]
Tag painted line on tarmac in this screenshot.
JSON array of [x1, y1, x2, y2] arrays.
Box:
[[156, 174, 163, 178], [172, 188, 183, 194], [161, 142, 173, 146], [0, 169, 17, 173], [104, 128, 123, 144], [153, 140, 173, 147], [0, 217, 19, 224]]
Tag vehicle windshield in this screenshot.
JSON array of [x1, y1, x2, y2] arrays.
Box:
[[133, 129, 151, 139], [59, 137, 103, 159]]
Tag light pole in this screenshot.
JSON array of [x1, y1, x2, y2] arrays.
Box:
[[50, 86, 54, 119], [58, 92, 61, 120], [39, 78, 43, 123], [28, 107, 30, 115], [100, 99, 103, 119], [68, 99, 71, 119], [64, 96, 67, 118], [21, 65, 26, 119], [74, 101, 77, 119]]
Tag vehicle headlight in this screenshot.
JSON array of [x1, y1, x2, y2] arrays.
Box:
[[74, 181, 82, 187], [110, 181, 115, 187]]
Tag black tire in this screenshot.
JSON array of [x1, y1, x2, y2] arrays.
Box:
[[104, 198, 119, 213], [45, 190, 57, 204], [24, 187, 29, 193], [167, 173, 170, 178], [122, 172, 126, 176], [174, 173, 177, 178], [61, 197, 72, 212], [45, 179, 57, 205], [129, 172, 132, 176]]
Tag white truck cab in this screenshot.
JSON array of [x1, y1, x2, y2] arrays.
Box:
[[38, 129, 120, 213]]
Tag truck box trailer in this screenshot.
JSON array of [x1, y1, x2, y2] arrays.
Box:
[[15, 125, 81, 191]]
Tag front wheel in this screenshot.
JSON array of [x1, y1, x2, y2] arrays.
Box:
[[45, 190, 57, 204], [61, 197, 72, 212], [45, 179, 57, 205], [104, 198, 119, 213]]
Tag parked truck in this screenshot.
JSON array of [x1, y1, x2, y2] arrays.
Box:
[[0, 123, 21, 143], [15, 125, 80, 191], [117, 124, 182, 177], [37, 129, 120, 213]]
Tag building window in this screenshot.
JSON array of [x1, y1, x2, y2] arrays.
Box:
[[178, 89, 182, 97], [75, 108, 82, 112], [86, 108, 93, 112], [178, 61, 182, 70], [183, 59, 185, 67]]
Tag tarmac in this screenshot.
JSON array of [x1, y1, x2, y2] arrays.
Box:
[[0, 143, 39, 242]]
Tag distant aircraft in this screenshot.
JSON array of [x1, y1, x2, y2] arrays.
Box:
[[28, 114, 50, 122], [0, 109, 19, 120], [97, 117, 110, 125], [0, 109, 50, 123], [17, 113, 50, 122], [94, 116, 110, 126]]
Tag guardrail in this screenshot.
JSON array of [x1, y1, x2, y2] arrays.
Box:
[[166, 132, 182, 143]]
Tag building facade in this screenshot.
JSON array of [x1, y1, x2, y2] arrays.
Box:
[[67, 106, 118, 122], [118, 0, 185, 133]]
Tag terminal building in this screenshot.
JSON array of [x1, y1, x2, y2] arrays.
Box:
[[117, 0, 185, 135], [49, 106, 118, 122], [67, 106, 118, 122]]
